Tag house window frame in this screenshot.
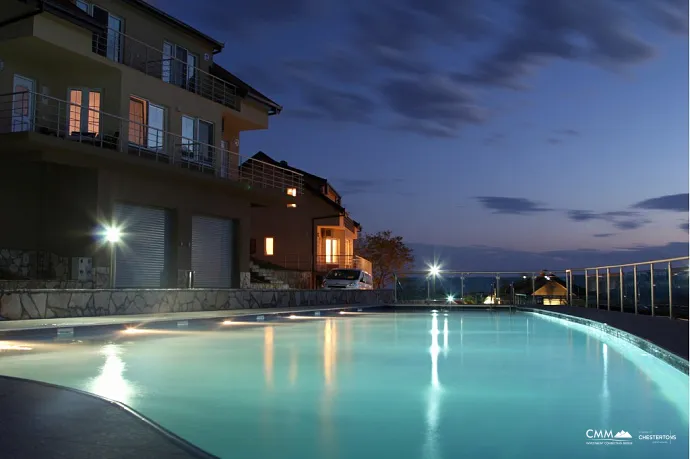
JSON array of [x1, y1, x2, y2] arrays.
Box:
[[162, 40, 199, 91], [67, 87, 102, 136], [181, 115, 214, 164], [128, 95, 166, 152], [76, 1, 124, 63], [325, 238, 338, 264]]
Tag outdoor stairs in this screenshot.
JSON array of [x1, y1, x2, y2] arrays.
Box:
[[249, 261, 290, 290]]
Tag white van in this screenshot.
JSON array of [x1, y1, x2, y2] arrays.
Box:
[[322, 268, 373, 290]]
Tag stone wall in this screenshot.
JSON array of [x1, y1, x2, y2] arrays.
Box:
[[0, 288, 395, 320]]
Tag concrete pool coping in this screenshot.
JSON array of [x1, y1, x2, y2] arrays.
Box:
[[0, 304, 381, 340], [0, 374, 219, 459]]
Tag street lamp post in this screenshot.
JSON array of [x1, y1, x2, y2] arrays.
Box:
[[104, 225, 122, 288]]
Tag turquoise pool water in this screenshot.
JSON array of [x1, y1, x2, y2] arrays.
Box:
[[0, 311, 687, 459]]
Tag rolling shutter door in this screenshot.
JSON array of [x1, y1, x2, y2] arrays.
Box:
[[191, 215, 232, 288], [113, 203, 168, 288]]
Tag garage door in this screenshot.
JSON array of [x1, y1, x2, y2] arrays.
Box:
[[191, 215, 233, 288], [113, 203, 169, 288]]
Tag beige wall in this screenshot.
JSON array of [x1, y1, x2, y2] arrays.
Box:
[[85, 0, 217, 73]]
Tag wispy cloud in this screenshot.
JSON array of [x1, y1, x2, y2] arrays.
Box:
[[475, 196, 553, 215], [593, 233, 615, 238], [566, 209, 650, 231], [632, 193, 689, 212]]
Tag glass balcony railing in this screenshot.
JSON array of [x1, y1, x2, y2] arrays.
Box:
[[0, 90, 303, 193], [92, 28, 240, 111], [392, 256, 690, 318]]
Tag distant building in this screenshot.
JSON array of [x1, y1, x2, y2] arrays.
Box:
[[244, 152, 371, 288]]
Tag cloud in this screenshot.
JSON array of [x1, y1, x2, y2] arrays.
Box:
[[407, 241, 687, 271], [334, 178, 406, 196], [289, 84, 377, 123], [556, 128, 580, 136], [632, 193, 689, 212], [593, 233, 614, 238], [680, 222, 689, 232], [483, 133, 506, 146], [475, 197, 553, 215], [567, 209, 650, 230], [379, 75, 489, 137], [457, 0, 660, 89], [547, 138, 563, 145]]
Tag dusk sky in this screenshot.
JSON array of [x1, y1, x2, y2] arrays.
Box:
[[157, 0, 688, 270]]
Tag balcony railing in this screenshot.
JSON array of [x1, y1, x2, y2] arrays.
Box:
[[0, 91, 303, 193], [92, 28, 239, 111]]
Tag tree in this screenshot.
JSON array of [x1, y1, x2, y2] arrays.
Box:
[[355, 230, 414, 289]]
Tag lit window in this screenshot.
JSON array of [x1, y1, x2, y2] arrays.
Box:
[[287, 203, 297, 208], [68, 88, 101, 135], [286, 187, 297, 197], [325, 238, 338, 263], [265, 237, 274, 256]]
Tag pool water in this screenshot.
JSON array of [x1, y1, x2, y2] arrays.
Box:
[[0, 312, 687, 459]]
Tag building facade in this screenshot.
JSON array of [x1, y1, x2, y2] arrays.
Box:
[[246, 152, 371, 288], [0, 0, 301, 288]]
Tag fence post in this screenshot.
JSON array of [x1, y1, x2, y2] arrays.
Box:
[[633, 265, 638, 315], [650, 263, 655, 317], [606, 268, 610, 311], [668, 261, 673, 319], [584, 269, 588, 307], [595, 268, 599, 309], [619, 267, 624, 313], [393, 273, 398, 303]]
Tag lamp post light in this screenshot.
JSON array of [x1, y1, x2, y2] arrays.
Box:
[[428, 264, 440, 301], [104, 225, 122, 288]]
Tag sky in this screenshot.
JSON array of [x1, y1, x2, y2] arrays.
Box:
[[155, 0, 688, 270]]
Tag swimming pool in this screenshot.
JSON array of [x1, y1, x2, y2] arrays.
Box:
[[0, 311, 687, 458]]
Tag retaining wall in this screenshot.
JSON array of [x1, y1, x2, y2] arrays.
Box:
[[0, 288, 394, 320]]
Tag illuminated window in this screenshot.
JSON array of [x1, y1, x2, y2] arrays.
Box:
[[325, 238, 338, 263], [68, 88, 101, 135], [287, 203, 297, 208], [265, 237, 274, 256], [286, 187, 297, 197]]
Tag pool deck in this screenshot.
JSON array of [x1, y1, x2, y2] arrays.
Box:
[[0, 375, 218, 459], [0, 304, 363, 335], [527, 305, 689, 360]]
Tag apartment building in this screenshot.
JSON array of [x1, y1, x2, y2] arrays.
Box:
[[0, 0, 302, 288], [245, 152, 371, 288]]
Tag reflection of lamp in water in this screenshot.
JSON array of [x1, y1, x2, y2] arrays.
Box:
[[324, 319, 337, 389], [442, 317, 449, 357], [264, 326, 274, 389], [289, 345, 299, 387], [424, 311, 442, 459], [601, 343, 610, 427], [88, 344, 135, 405]]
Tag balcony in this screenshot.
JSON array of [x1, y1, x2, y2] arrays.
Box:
[[0, 90, 303, 193], [316, 255, 371, 274], [92, 27, 240, 111]]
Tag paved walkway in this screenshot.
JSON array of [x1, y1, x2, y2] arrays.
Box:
[[0, 376, 217, 458], [527, 306, 689, 360]]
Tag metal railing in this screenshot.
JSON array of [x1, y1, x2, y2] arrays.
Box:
[[392, 256, 689, 319], [93, 27, 239, 110], [0, 90, 303, 193], [252, 254, 372, 274]]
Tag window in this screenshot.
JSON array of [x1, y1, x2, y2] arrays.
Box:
[[325, 238, 338, 264], [286, 187, 297, 197], [78, 2, 123, 63], [181, 115, 214, 163], [163, 41, 198, 91], [265, 237, 274, 256], [68, 88, 101, 135], [287, 203, 297, 208], [129, 96, 165, 151]]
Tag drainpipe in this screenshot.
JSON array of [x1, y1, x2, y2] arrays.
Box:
[[0, 1, 44, 30], [311, 214, 343, 289]]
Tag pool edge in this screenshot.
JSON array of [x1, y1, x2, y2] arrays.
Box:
[[0, 374, 220, 458], [521, 307, 689, 375]]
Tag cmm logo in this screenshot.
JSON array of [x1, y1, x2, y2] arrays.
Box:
[[585, 430, 633, 445]]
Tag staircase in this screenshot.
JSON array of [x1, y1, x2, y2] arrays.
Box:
[[249, 260, 290, 289]]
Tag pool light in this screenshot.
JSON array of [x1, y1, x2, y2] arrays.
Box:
[[222, 320, 233, 325], [122, 327, 147, 334], [288, 315, 298, 319]]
